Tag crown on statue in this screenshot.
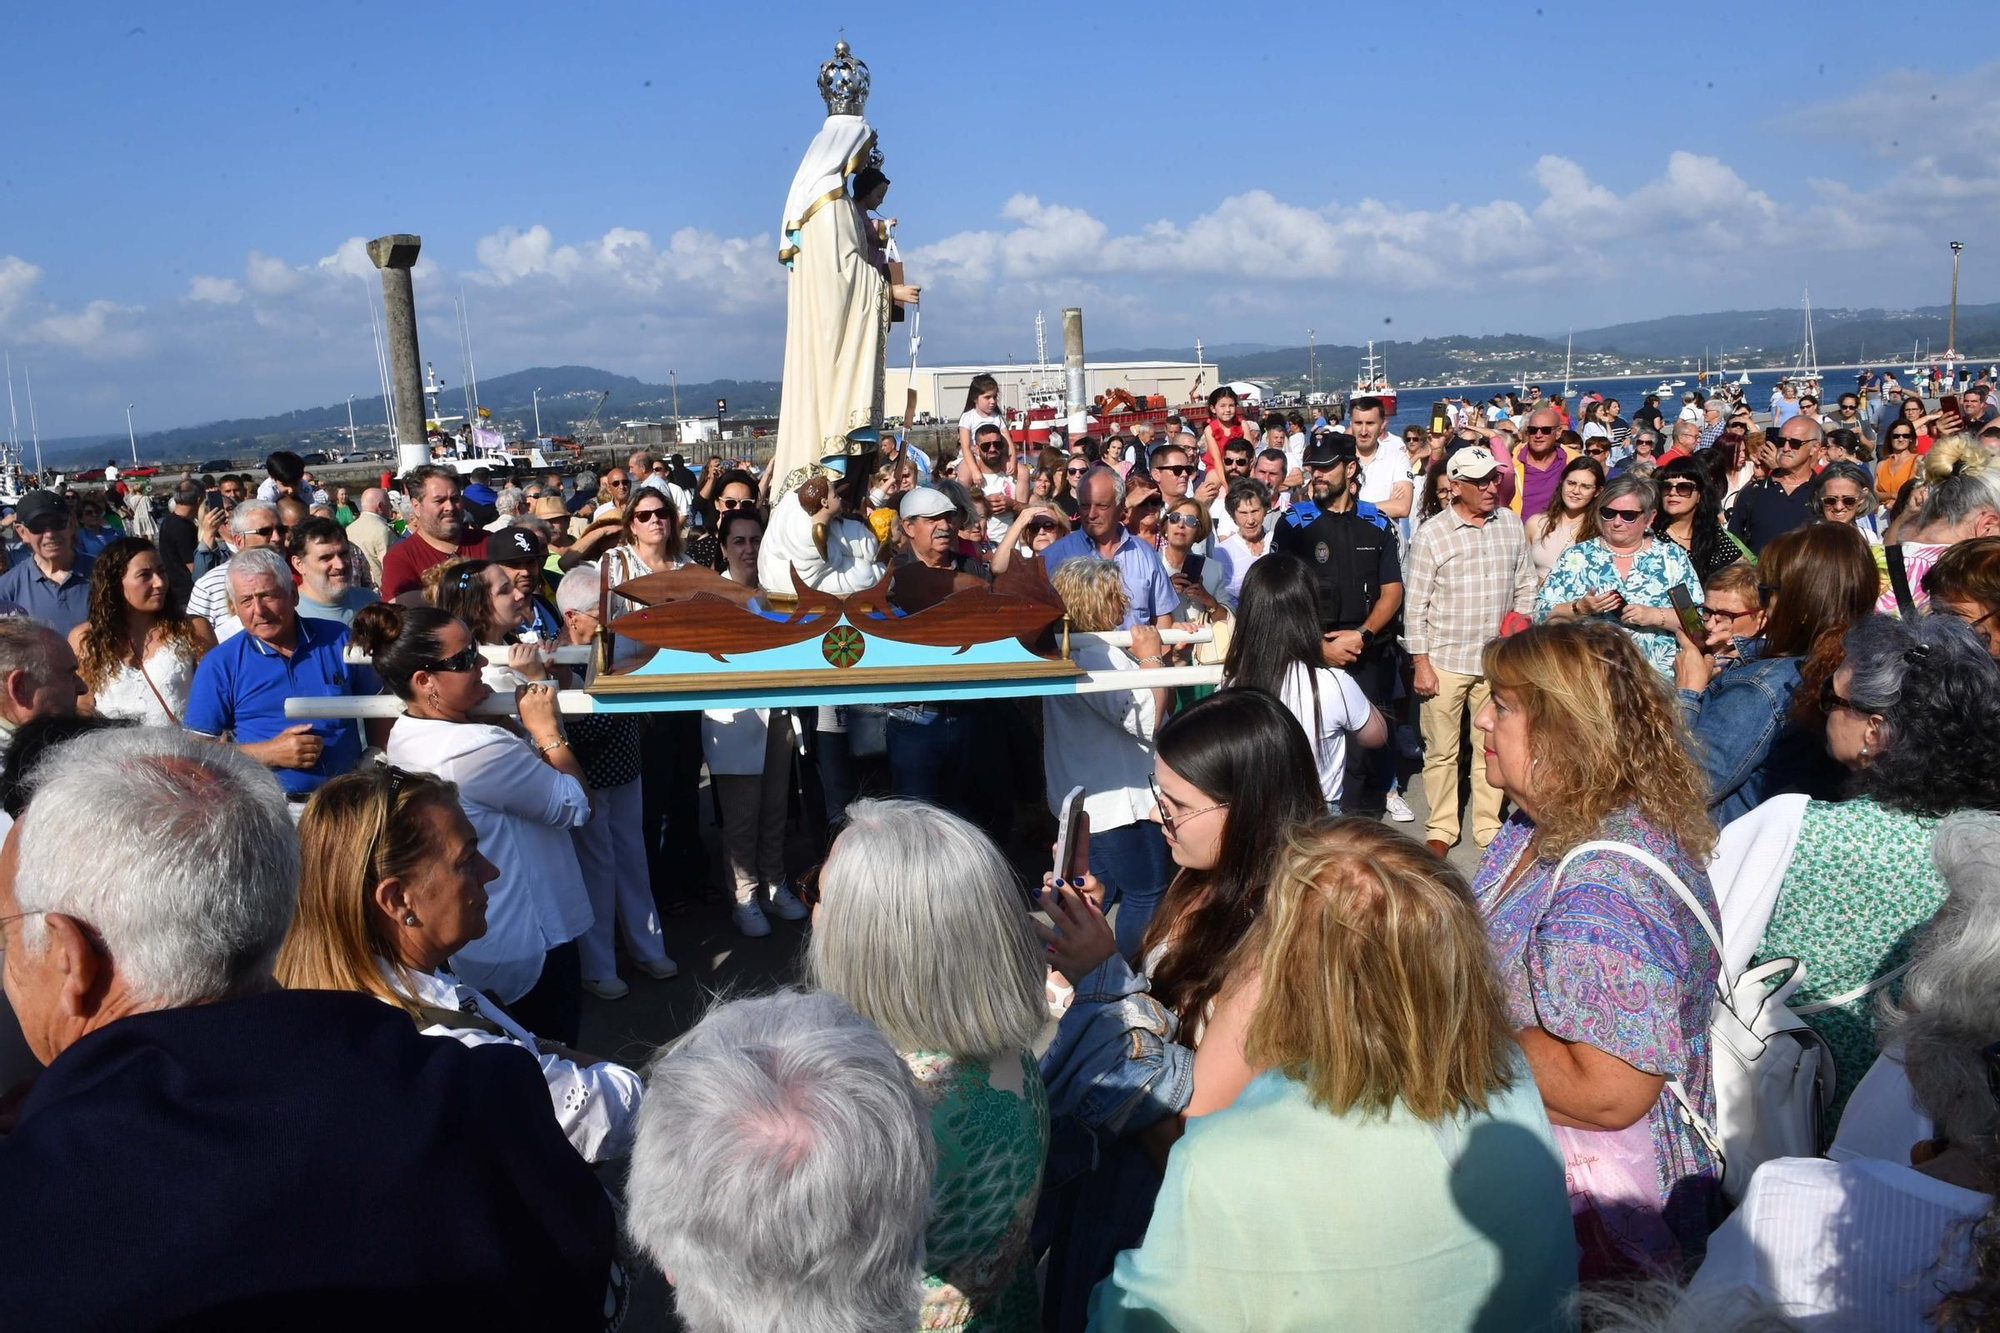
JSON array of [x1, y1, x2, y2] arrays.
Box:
[[818, 40, 870, 117]]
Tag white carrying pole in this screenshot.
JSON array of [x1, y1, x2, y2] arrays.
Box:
[[286, 662, 1222, 720]]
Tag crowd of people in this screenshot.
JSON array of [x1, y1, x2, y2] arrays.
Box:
[[0, 367, 1995, 1331]]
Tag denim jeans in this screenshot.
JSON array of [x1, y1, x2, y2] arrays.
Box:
[[1087, 821, 1175, 962], [886, 706, 974, 819]]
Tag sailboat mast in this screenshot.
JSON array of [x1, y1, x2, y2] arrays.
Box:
[[3, 353, 18, 454], [460, 287, 481, 416], [24, 364, 41, 476], [1563, 330, 1573, 397]]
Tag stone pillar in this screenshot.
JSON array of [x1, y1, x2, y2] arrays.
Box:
[[1062, 307, 1087, 432], [366, 234, 429, 476]]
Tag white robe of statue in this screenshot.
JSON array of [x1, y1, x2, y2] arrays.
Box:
[[771, 113, 891, 498]]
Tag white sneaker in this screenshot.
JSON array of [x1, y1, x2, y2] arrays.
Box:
[[732, 902, 772, 938], [1384, 790, 1416, 823], [766, 882, 809, 921], [635, 955, 679, 981], [582, 975, 629, 1001]]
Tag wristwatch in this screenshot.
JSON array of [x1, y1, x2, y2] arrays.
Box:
[[1357, 627, 1376, 649]]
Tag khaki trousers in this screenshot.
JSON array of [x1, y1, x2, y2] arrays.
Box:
[[1420, 667, 1504, 848]]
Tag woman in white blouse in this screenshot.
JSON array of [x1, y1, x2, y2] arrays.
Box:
[[352, 602, 595, 1048], [703, 509, 809, 937], [1212, 480, 1273, 609], [277, 765, 641, 1164]]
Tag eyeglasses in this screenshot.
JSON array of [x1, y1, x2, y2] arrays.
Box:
[[1660, 480, 1701, 497], [631, 508, 671, 525], [242, 524, 285, 539], [1163, 512, 1200, 527], [1525, 425, 1556, 435], [1936, 604, 1998, 632], [419, 644, 483, 675], [1888, 432, 1916, 442], [1585, 444, 1609, 456], [361, 764, 415, 880], [716, 497, 755, 510], [25, 517, 70, 534], [1819, 675, 1868, 716], [1598, 505, 1645, 523], [1819, 494, 1862, 510], [1704, 603, 1761, 624], [1065, 465, 1089, 476], [796, 862, 823, 909], [1155, 464, 1194, 476], [1025, 519, 1058, 533], [1148, 774, 1228, 834], [605, 478, 631, 489]]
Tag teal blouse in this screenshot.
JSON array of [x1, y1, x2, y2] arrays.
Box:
[[1535, 536, 1700, 677]]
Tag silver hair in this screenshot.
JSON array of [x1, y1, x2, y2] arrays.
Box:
[[1876, 811, 2000, 1143], [624, 989, 933, 1333], [15, 728, 297, 1007], [926, 476, 977, 529], [1568, 1279, 1799, 1333], [1079, 464, 1126, 509], [1673, 418, 1702, 441], [0, 617, 66, 687], [513, 515, 554, 546], [494, 487, 524, 516], [555, 564, 601, 616], [225, 547, 294, 597], [1174, 430, 1200, 451], [228, 501, 279, 537], [808, 798, 1045, 1060], [1780, 414, 1826, 443], [1600, 472, 1659, 514]]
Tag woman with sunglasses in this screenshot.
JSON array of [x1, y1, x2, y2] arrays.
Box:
[[1924, 536, 2000, 659], [1523, 456, 1603, 589], [430, 559, 547, 693], [71, 536, 216, 725], [1875, 418, 1923, 510], [1652, 456, 1747, 581], [1673, 524, 1877, 823], [683, 468, 758, 572], [353, 602, 595, 1047], [1535, 473, 1702, 677], [1708, 614, 2000, 1122], [1035, 689, 1330, 1326], [1158, 498, 1229, 626], [1808, 460, 1884, 544], [276, 765, 642, 1163]]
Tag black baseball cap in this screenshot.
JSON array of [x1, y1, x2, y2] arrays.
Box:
[[14, 491, 68, 528], [1302, 432, 1358, 467], [484, 526, 545, 564]]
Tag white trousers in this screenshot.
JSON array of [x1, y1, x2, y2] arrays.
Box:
[[570, 778, 670, 982]]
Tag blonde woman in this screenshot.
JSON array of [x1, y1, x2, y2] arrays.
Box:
[[1874, 436, 2000, 614], [1093, 820, 1577, 1331], [277, 765, 642, 1163], [1470, 620, 1721, 1279]]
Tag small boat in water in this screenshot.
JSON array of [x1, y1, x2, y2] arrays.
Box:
[[1353, 341, 1398, 415]]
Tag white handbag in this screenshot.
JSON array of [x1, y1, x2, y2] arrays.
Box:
[[1552, 840, 1834, 1205]]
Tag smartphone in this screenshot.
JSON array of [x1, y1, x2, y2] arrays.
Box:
[[1941, 394, 1961, 420], [1667, 585, 1706, 642], [1052, 786, 1088, 885], [1430, 405, 1449, 434]]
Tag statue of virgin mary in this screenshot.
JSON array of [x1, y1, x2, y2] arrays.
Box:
[[768, 42, 905, 501]]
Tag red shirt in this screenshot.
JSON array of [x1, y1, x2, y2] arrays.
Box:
[[379, 533, 489, 600]]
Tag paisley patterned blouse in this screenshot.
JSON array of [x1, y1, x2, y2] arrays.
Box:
[[905, 1050, 1050, 1332], [1473, 807, 1722, 1269], [1534, 536, 1701, 677]]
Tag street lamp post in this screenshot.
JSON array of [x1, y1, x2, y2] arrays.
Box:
[[1947, 240, 1965, 361], [533, 387, 542, 440], [345, 394, 359, 458], [1308, 327, 1317, 398], [124, 404, 137, 466]]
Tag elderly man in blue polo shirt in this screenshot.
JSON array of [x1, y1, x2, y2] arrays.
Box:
[[184, 547, 362, 803], [0, 492, 94, 637], [1036, 465, 1178, 629]]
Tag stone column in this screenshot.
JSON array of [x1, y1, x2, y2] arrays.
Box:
[[366, 234, 429, 476], [1062, 307, 1087, 434]]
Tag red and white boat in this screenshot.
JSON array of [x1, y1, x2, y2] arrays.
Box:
[[1352, 341, 1398, 416]]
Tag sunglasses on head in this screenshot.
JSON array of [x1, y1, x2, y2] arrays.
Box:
[[1599, 505, 1645, 523], [420, 644, 482, 675]]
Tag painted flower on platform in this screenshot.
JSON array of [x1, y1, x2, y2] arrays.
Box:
[[821, 626, 865, 668]]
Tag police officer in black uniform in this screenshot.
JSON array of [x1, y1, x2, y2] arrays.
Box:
[[1271, 430, 1405, 783]]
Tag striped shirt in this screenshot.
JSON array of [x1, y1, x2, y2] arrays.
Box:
[[1401, 505, 1537, 678]]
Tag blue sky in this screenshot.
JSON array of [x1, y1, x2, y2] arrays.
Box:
[[3, 0, 1996, 437]]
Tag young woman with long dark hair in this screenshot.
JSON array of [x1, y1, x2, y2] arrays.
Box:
[[1651, 454, 1743, 581], [71, 536, 216, 725], [1221, 553, 1387, 810]]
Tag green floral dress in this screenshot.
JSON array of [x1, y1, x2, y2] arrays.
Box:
[[1756, 798, 1946, 1120], [905, 1050, 1050, 1332]]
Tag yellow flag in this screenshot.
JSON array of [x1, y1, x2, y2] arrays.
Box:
[[477, 405, 492, 419]]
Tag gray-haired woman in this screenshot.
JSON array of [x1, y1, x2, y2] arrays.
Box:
[[1808, 459, 1884, 544], [1534, 472, 1701, 676], [805, 798, 1048, 1333], [1691, 811, 2000, 1326], [1709, 614, 2000, 1120]]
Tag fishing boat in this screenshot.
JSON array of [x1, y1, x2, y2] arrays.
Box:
[[1352, 341, 1398, 415]]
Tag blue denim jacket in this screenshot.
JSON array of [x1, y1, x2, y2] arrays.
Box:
[[1681, 653, 1846, 825], [1039, 952, 1194, 1138]]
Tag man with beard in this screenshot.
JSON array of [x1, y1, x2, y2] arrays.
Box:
[[1271, 432, 1404, 809], [379, 466, 488, 600]]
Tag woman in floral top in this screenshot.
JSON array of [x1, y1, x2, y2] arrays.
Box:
[[1471, 621, 1722, 1279], [1535, 473, 1701, 677], [1720, 614, 2000, 1121], [807, 799, 1050, 1332]]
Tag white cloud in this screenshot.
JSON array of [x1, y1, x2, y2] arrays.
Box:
[[185, 274, 243, 304], [0, 255, 43, 322]]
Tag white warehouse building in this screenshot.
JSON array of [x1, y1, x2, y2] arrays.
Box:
[[884, 360, 1214, 421]]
